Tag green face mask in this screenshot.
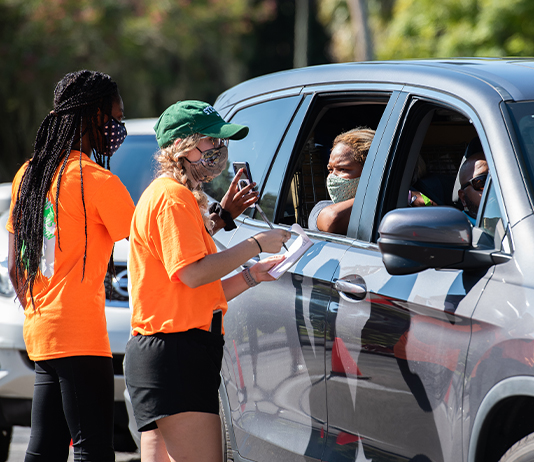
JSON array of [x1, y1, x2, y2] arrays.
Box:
[[327, 174, 360, 203]]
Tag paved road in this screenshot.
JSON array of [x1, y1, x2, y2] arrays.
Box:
[[6, 426, 140, 462]]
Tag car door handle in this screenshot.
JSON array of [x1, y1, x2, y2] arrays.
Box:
[[334, 277, 367, 302]]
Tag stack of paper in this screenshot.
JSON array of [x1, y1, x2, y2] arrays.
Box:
[[268, 224, 313, 279]]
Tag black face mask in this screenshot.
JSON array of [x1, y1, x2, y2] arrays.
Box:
[[102, 117, 127, 156]]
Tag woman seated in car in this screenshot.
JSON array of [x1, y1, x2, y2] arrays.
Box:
[[308, 127, 375, 234]]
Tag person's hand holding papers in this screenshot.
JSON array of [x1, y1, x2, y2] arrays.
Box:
[[268, 224, 313, 279]]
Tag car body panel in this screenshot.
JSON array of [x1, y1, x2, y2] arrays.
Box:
[[210, 59, 534, 462], [222, 221, 351, 461], [216, 60, 534, 111], [326, 242, 492, 461], [0, 184, 11, 216]]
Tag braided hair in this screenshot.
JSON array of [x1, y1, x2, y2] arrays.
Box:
[[12, 70, 120, 307]]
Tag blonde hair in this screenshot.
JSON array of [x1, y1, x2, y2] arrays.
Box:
[[155, 134, 214, 231], [332, 127, 375, 165]]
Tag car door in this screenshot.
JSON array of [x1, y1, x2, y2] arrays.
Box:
[[219, 94, 338, 462], [323, 93, 497, 462], [217, 88, 400, 462]]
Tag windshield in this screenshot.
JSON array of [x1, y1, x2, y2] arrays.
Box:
[[110, 134, 159, 204], [505, 101, 534, 197]]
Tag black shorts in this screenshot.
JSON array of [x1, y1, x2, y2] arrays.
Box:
[[124, 329, 224, 432]]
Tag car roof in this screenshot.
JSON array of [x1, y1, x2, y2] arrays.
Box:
[[215, 58, 534, 109], [124, 118, 158, 135]]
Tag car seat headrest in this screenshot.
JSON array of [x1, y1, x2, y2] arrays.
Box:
[[464, 137, 483, 160]]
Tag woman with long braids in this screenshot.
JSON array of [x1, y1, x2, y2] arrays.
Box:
[[6, 70, 135, 461], [124, 100, 291, 461]]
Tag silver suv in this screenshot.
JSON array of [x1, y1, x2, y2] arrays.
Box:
[[199, 59, 534, 462]]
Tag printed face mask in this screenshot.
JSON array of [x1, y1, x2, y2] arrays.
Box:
[[103, 117, 127, 156], [185, 145, 228, 183], [327, 174, 360, 203]]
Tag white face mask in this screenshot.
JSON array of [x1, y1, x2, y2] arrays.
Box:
[[327, 174, 360, 203]]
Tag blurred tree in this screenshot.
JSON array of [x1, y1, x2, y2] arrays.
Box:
[[347, 0, 373, 60], [294, 0, 310, 68], [243, 0, 330, 78], [1, 0, 332, 182], [318, 0, 534, 62], [376, 0, 534, 59], [318, 0, 381, 61]]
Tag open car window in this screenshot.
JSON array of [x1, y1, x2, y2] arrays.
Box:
[[274, 94, 391, 231], [376, 97, 506, 251]]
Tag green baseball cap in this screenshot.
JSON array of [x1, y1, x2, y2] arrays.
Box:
[[154, 100, 249, 148]]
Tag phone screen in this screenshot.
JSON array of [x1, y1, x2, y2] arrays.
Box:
[[233, 162, 252, 190]]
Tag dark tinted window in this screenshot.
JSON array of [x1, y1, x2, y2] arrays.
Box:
[[204, 96, 302, 204], [111, 134, 159, 204]]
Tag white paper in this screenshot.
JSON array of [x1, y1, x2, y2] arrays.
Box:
[[268, 224, 313, 279]]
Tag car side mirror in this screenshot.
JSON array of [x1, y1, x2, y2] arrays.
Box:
[[377, 207, 510, 275]]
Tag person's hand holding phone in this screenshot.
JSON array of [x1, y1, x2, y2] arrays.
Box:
[[220, 168, 259, 218]]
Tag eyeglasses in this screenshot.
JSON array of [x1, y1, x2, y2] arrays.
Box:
[[199, 136, 229, 149], [461, 173, 488, 191]]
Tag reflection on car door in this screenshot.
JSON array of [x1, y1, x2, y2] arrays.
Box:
[[223, 220, 351, 462], [325, 246, 492, 462], [322, 93, 495, 462]]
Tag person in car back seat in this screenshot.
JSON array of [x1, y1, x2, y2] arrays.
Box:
[[308, 128, 375, 234], [124, 100, 291, 462], [408, 156, 437, 207]]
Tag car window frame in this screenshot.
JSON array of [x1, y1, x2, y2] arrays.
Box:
[[261, 87, 401, 234], [206, 94, 304, 207], [476, 175, 513, 254], [357, 89, 510, 245]]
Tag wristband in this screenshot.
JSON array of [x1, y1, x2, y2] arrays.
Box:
[[250, 235, 262, 253], [421, 193, 433, 207], [209, 202, 237, 231], [242, 267, 260, 287]]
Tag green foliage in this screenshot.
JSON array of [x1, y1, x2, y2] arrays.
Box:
[[0, 0, 333, 182], [0, 0, 277, 181], [375, 0, 534, 59], [317, 0, 534, 63]]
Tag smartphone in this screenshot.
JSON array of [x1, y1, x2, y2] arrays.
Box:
[[232, 161, 288, 250], [232, 161, 253, 191]]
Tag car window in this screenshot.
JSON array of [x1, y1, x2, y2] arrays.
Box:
[[374, 97, 510, 253], [111, 134, 159, 204], [204, 96, 302, 207], [274, 95, 391, 229], [374, 100, 479, 241]]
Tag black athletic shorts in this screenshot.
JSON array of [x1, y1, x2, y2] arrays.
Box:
[[124, 329, 224, 432]]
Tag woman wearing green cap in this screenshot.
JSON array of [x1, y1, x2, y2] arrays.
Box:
[[124, 101, 291, 461]]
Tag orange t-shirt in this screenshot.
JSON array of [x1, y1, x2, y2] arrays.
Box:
[[129, 177, 227, 336], [6, 151, 135, 361]]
